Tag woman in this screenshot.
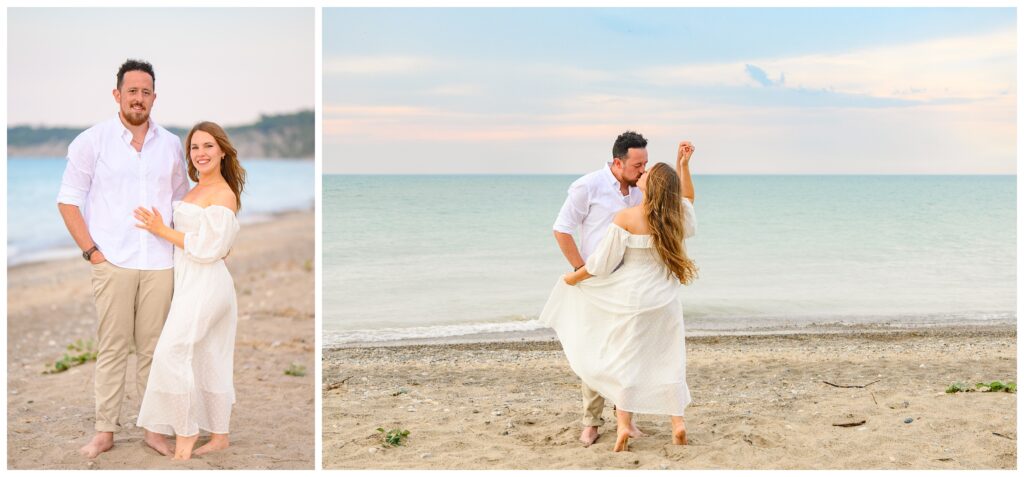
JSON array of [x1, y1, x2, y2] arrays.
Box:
[[134, 121, 246, 460], [539, 157, 697, 452]]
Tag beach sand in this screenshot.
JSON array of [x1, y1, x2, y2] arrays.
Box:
[[7, 211, 315, 470], [323, 324, 1016, 469]]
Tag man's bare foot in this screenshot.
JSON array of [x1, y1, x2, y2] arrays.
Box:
[[579, 426, 600, 447], [627, 422, 646, 438], [194, 434, 229, 456], [173, 434, 200, 460], [79, 432, 114, 459], [143, 430, 173, 456], [613, 430, 630, 452]]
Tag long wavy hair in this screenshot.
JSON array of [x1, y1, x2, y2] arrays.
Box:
[[644, 162, 698, 284], [185, 121, 246, 211]]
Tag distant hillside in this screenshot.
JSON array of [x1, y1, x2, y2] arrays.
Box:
[[8, 110, 313, 159]]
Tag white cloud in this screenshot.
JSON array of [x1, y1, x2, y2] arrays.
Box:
[[646, 29, 1016, 102]]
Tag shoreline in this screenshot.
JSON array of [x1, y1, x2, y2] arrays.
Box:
[[325, 317, 1017, 349], [7, 207, 313, 269], [323, 323, 1016, 469]]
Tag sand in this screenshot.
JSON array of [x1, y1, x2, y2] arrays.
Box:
[[7, 211, 315, 470], [323, 324, 1016, 469]]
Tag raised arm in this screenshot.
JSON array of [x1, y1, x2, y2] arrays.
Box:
[[677, 141, 695, 203]]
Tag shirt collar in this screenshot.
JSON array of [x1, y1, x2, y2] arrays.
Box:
[[116, 113, 159, 143], [603, 162, 638, 195]]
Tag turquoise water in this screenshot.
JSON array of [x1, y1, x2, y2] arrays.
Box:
[[323, 174, 1016, 344], [7, 157, 314, 265]]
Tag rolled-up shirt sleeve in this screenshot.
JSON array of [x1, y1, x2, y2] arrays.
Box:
[[553, 181, 589, 234], [56, 132, 96, 207], [183, 206, 240, 264]]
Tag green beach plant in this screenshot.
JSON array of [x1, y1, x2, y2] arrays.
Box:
[[284, 362, 306, 377], [376, 427, 411, 447], [44, 339, 97, 374], [975, 381, 1015, 393], [946, 380, 1016, 393]]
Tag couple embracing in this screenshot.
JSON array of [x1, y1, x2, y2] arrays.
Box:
[[57, 59, 245, 460], [540, 131, 698, 452]]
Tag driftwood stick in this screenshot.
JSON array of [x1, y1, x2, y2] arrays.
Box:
[[833, 420, 866, 428], [324, 376, 354, 391], [823, 379, 880, 389]]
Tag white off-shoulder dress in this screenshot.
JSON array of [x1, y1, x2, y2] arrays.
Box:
[[138, 201, 240, 437], [539, 199, 697, 416]]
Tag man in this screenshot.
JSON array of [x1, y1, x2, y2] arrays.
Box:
[[552, 131, 694, 446], [57, 59, 189, 458]]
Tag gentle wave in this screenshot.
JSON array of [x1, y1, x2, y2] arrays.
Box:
[[326, 310, 1016, 346], [325, 319, 550, 346]]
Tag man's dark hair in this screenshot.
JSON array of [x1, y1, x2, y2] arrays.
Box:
[[612, 131, 647, 159], [116, 59, 155, 90]]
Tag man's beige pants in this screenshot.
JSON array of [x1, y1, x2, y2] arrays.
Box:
[[581, 382, 606, 427], [90, 261, 173, 433]]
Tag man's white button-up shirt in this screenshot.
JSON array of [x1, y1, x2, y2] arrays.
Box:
[[57, 115, 190, 270], [553, 164, 643, 260]]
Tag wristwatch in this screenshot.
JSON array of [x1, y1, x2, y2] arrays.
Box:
[[83, 245, 99, 261]]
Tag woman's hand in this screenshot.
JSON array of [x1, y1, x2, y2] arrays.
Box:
[[563, 273, 577, 286], [134, 206, 167, 234], [677, 141, 694, 166]]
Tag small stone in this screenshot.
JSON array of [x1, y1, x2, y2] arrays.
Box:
[[904, 418, 913, 424], [420, 453, 432, 459], [368, 447, 378, 454], [492, 410, 503, 416]]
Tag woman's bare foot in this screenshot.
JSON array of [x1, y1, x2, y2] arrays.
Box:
[[627, 422, 646, 438], [173, 434, 200, 460], [671, 416, 688, 445], [194, 433, 230, 455], [613, 430, 630, 452], [143, 430, 173, 456], [613, 408, 632, 452], [79, 432, 114, 459]]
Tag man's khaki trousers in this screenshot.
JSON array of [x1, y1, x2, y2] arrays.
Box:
[[581, 382, 606, 427], [89, 261, 173, 432]]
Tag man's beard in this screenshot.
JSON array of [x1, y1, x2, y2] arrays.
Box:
[[122, 105, 149, 126]]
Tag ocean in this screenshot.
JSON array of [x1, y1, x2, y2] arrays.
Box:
[[323, 174, 1016, 345], [7, 157, 314, 265]]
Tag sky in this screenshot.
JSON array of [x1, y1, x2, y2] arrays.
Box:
[[7, 8, 314, 128], [323, 8, 1016, 174]]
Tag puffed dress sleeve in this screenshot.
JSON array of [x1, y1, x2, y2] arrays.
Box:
[[681, 198, 697, 239], [183, 206, 240, 264], [584, 223, 630, 277]]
